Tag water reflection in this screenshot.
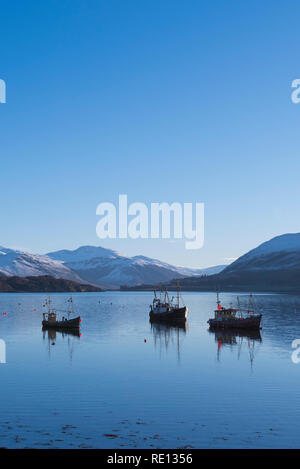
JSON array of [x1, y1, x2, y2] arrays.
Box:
[[209, 328, 262, 367], [2, 292, 300, 448], [42, 328, 81, 363], [150, 320, 188, 362]]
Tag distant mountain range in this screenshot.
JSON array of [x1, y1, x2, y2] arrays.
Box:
[[47, 246, 225, 288], [3, 232, 298, 293], [0, 245, 225, 289], [122, 233, 300, 293], [0, 247, 84, 282]]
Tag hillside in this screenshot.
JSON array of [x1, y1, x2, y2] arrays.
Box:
[[121, 233, 300, 293], [0, 246, 84, 283], [0, 275, 102, 293], [223, 233, 300, 273]]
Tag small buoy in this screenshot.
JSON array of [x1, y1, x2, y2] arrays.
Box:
[[51, 342, 55, 346], [144, 339, 147, 343], [3, 312, 7, 316]]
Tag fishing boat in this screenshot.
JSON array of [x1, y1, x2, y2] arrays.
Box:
[[149, 281, 188, 323], [208, 292, 262, 330], [42, 297, 81, 330]]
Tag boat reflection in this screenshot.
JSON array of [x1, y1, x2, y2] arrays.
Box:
[[42, 328, 81, 339], [150, 320, 188, 362], [209, 328, 262, 367], [42, 328, 81, 363]]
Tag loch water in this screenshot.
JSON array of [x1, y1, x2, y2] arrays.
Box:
[[0, 291, 299, 449]]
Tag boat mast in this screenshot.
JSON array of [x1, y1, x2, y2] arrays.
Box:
[[249, 292, 255, 313], [68, 296, 74, 319], [177, 280, 180, 308], [164, 288, 169, 304], [237, 296, 242, 318], [216, 290, 221, 308]]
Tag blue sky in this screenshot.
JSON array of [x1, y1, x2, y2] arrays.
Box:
[[1, 0, 300, 267]]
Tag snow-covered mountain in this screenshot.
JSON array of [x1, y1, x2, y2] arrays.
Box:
[[46, 245, 119, 263], [224, 233, 300, 273], [47, 246, 226, 288], [159, 233, 300, 294], [0, 247, 84, 282], [0, 244, 225, 289]]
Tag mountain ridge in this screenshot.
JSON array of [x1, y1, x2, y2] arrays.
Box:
[[0, 246, 84, 282], [121, 233, 300, 293], [47, 245, 225, 287], [224, 232, 300, 273], [0, 245, 225, 289]]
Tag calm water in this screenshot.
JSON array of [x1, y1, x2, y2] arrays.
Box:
[[0, 291, 300, 449]]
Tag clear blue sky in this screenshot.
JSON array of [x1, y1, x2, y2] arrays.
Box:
[[1, 0, 300, 267]]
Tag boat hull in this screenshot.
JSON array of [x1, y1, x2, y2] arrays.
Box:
[[42, 316, 81, 330], [208, 314, 262, 330], [149, 306, 188, 323]]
